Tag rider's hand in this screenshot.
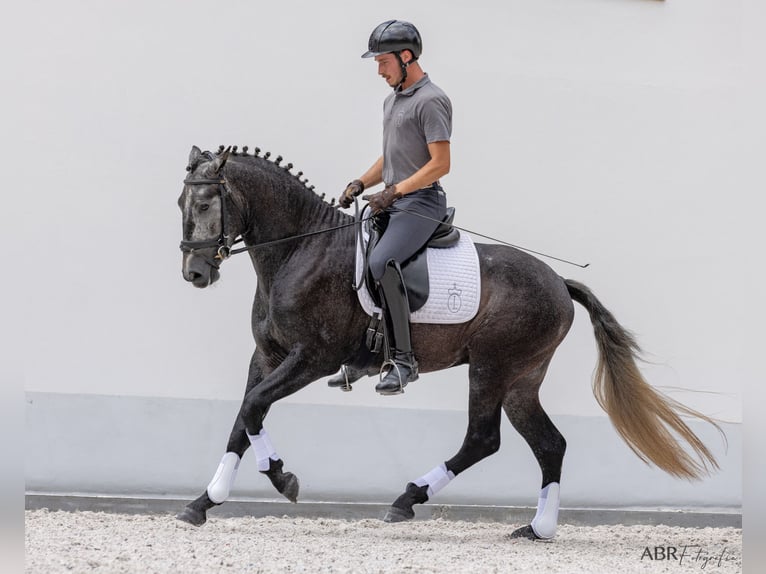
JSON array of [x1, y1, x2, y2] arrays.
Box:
[[362, 184, 402, 214], [338, 179, 364, 209]]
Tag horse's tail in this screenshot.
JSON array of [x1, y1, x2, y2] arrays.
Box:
[[565, 278, 721, 480]]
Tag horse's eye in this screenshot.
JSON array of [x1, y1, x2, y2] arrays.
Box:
[[199, 203, 210, 212]]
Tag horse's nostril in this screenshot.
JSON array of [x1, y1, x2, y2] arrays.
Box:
[[188, 271, 202, 281]]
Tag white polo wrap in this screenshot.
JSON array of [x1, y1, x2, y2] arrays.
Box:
[[247, 429, 279, 471], [413, 463, 455, 498], [206, 452, 241, 504], [531, 482, 560, 539]]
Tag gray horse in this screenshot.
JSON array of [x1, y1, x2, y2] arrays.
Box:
[[177, 145, 720, 539]]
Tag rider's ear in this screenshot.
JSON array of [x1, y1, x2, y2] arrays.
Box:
[[211, 146, 231, 174], [188, 145, 203, 171]]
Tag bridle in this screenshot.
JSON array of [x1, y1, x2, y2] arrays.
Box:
[[180, 173, 374, 268], [179, 176, 235, 267]]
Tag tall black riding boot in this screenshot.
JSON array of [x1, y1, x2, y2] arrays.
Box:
[[375, 260, 419, 396]]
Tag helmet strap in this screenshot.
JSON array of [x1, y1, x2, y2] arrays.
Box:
[[393, 51, 413, 91]]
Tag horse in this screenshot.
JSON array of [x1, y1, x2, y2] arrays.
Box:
[[176, 145, 720, 539]]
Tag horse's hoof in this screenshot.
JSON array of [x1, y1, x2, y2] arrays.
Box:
[[176, 506, 207, 527], [281, 472, 300, 503], [383, 506, 414, 523], [510, 525, 540, 540]]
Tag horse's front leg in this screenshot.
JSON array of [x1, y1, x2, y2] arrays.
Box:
[[238, 345, 324, 471], [176, 416, 253, 526], [177, 346, 324, 526], [177, 354, 266, 526]]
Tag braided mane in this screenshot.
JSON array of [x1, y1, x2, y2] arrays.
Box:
[[214, 144, 337, 207]]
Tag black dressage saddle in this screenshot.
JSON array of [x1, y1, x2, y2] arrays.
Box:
[[363, 207, 460, 312]]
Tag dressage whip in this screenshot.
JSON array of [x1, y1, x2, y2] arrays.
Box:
[[388, 205, 590, 269]]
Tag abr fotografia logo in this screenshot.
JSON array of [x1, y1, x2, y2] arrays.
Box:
[[640, 545, 736, 568]]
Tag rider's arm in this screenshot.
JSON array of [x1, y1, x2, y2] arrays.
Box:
[[393, 141, 450, 196], [358, 156, 384, 190]]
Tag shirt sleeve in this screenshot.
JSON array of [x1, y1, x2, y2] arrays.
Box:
[[420, 92, 452, 144]]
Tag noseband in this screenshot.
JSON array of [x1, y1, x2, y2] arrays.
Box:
[[179, 177, 235, 267]]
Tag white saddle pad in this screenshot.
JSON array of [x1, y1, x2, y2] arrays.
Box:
[[355, 226, 481, 324]]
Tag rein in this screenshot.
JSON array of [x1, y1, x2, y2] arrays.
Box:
[[228, 218, 371, 254], [180, 176, 372, 263]]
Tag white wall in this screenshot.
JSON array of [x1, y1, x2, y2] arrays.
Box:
[[10, 0, 757, 506]]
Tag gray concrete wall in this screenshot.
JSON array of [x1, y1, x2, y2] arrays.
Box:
[[26, 392, 740, 510]]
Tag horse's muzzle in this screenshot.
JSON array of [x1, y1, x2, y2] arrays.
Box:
[[182, 253, 220, 288]]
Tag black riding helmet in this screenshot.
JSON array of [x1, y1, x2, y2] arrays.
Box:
[[362, 20, 422, 90], [362, 20, 422, 59]]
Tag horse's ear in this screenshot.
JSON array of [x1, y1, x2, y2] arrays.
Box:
[[211, 146, 231, 174], [188, 145, 203, 171]]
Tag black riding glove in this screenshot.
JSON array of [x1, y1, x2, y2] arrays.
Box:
[[339, 179, 365, 209], [362, 184, 402, 215]]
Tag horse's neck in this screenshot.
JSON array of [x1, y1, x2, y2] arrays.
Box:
[[231, 163, 351, 281], [243, 183, 346, 241]]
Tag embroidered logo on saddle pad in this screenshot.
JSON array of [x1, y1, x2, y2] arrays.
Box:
[[355, 229, 481, 324]]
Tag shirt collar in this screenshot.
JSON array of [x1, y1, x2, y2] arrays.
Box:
[[396, 73, 430, 96]]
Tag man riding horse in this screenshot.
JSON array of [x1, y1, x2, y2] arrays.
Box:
[[339, 20, 452, 395], [176, 19, 722, 537]]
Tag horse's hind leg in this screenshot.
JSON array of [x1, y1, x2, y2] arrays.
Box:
[[384, 363, 503, 522], [503, 368, 567, 540]]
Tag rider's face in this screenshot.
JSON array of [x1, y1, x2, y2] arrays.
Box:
[[375, 53, 404, 87]]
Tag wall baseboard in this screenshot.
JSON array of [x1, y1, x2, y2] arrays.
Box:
[[25, 392, 741, 509]]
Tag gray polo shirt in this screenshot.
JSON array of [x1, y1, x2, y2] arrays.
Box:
[[382, 74, 452, 186]]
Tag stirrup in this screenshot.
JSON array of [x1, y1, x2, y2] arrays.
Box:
[[375, 359, 418, 396], [327, 365, 356, 392]]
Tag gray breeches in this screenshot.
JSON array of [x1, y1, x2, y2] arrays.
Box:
[[369, 187, 447, 281]]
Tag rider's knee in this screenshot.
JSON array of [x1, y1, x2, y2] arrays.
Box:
[[370, 253, 399, 281]]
